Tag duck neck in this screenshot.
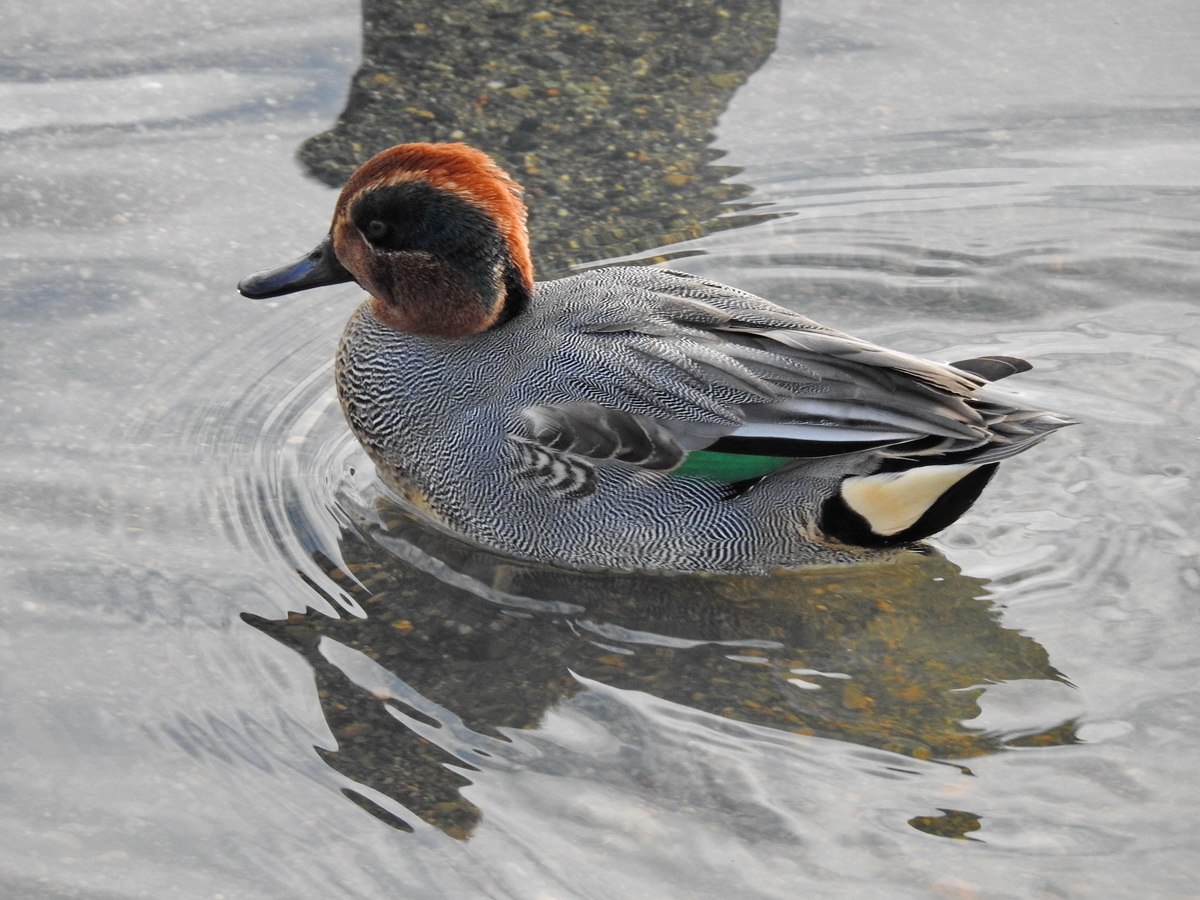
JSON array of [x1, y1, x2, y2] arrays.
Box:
[[366, 255, 529, 338], [491, 265, 532, 329]]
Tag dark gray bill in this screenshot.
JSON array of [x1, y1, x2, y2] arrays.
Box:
[[237, 235, 354, 299]]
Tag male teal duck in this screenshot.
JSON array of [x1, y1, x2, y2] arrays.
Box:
[[239, 143, 1069, 572]]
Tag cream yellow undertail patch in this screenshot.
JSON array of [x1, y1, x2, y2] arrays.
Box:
[[841, 464, 982, 536]]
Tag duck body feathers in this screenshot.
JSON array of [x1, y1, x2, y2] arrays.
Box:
[[334, 264, 1068, 571]]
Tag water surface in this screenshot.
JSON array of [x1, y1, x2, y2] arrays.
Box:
[[2, 0, 1198, 897]]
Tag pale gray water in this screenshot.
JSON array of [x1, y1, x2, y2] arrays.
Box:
[[2, 0, 1198, 897]]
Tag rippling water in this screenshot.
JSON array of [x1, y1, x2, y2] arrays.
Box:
[[3, 0, 1199, 896]]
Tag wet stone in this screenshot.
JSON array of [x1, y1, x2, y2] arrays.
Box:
[[297, 0, 784, 276]]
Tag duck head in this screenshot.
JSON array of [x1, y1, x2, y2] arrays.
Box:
[[238, 143, 535, 338]]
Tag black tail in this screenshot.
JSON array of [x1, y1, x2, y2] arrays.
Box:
[[819, 463, 1000, 548]]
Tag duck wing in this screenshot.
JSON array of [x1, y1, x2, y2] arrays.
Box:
[[514, 267, 1063, 474], [509, 267, 1070, 542]]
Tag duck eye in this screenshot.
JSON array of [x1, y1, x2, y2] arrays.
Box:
[[365, 220, 388, 240]]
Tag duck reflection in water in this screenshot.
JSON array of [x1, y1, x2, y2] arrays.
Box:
[[245, 496, 1076, 839]]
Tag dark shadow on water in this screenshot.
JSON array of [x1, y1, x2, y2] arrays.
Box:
[[297, 0, 785, 275], [908, 808, 985, 842], [245, 498, 1077, 839]]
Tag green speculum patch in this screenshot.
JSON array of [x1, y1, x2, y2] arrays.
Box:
[[672, 449, 795, 483]]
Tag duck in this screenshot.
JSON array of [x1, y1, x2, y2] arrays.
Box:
[[239, 142, 1070, 573]]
